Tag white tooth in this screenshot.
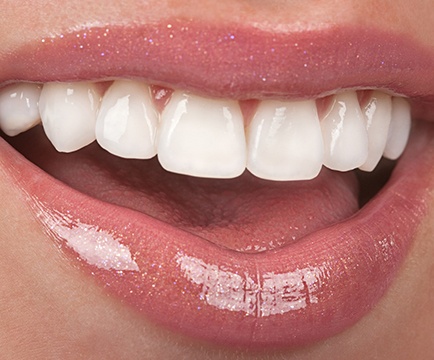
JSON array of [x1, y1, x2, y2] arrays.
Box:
[[247, 99, 323, 181], [0, 83, 42, 136], [96, 80, 158, 159], [383, 97, 411, 160], [359, 91, 392, 171], [39, 82, 100, 152], [157, 91, 246, 178], [321, 91, 368, 171]]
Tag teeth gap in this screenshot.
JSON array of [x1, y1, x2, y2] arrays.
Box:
[[150, 84, 174, 113], [94, 80, 114, 96], [315, 95, 335, 120], [0, 81, 412, 182], [239, 99, 260, 127], [357, 89, 374, 108]]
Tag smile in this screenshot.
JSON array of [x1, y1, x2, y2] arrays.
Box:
[[1, 18, 434, 349]]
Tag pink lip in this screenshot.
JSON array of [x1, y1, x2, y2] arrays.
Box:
[[3, 20, 434, 102], [3, 122, 433, 348], [2, 20, 434, 348]]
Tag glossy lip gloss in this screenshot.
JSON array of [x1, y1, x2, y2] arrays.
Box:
[[3, 20, 434, 101], [2, 20, 434, 348], [2, 121, 433, 348]]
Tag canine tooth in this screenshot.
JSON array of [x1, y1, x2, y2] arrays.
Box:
[[0, 83, 41, 136], [359, 92, 392, 171], [383, 97, 411, 160], [39, 82, 100, 152], [247, 99, 323, 181], [158, 91, 246, 178], [321, 91, 368, 171], [96, 80, 158, 159]]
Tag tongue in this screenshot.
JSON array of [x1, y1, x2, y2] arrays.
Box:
[[8, 126, 359, 253]]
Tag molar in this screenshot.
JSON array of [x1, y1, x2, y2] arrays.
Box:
[[39, 82, 101, 152], [0, 83, 42, 136], [247, 99, 324, 181], [95, 80, 159, 159], [157, 91, 247, 178]]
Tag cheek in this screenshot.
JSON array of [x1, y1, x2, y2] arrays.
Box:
[[0, 177, 167, 358], [308, 199, 434, 359], [360, 211, 434, 359]]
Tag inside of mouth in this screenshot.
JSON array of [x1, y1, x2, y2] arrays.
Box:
[[1, 80, 409, 252], [2, 126, 395, 253]]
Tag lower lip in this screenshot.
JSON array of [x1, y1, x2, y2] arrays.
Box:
[[1, 121, 433, 348]]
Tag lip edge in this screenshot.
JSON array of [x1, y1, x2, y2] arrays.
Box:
[[0, 120, 432, 349], [2, 20, 434, 103]]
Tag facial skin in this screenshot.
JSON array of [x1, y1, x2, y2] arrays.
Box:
[[1, 1, 434, 359]]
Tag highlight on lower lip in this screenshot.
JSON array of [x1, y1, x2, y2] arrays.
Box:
[[35, 196, 328, 315], [2, 121, 433, 348], [36, 204, 140, 272]]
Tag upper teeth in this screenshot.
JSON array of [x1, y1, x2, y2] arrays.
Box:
[[39, 82, 100, 152], [158, 91, 247, 178], [0, 83, 42, 137], [0, 80, 411, 181], [95, 80, 159, 159], [247, 99, 324, 180]]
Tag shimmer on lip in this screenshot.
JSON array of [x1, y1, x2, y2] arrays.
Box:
[[2, 19, 434, 349], [2, 121, 434, 348], [3, 20, 434, 101]]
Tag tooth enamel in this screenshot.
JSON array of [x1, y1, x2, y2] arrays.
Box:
[[321, 91, 369, 171], [39, 82, 100, 152], [95, 80, 158, 159], [247, 99, 323, 181], [1, 77, 411, 180], [383, 97, 411, 160], [359, 91, 392, 171], [0, 83, 42, 136], [157, 91, 246, 178]]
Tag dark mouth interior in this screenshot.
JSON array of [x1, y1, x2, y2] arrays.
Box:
[[355, 159, 395, 206], [2, 126, 395, 252]]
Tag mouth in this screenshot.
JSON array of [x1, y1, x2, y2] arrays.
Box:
[[2, 19, 434, 349]]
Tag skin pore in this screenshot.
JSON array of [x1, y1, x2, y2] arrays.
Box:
[[1, 0, 434, 358]]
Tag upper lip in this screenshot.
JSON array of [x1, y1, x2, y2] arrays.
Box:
[[2, 19, 434, 103]]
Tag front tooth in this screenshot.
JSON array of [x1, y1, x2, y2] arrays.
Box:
[[383, 97, 411, 160], [359, 91, 392, 171], [321, 91, 369, 171], [95, 80, 158, 159], [39, 82, 100, 152], [247, 99, 323, 181], [157, 91, 246, 178], [0, 83, 42, 136]]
